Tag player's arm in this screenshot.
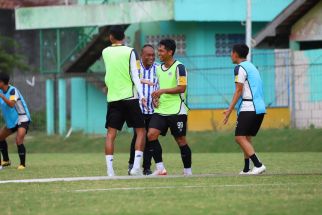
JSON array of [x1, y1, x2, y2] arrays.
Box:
[[152, 64, 187, 98], [223, 66, 246, 125], [0, 89, 17, 108], [130, 50, 147, 107]]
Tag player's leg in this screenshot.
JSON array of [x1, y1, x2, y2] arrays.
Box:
[[148, 114, 167, 175], [235, 112, 265, 175], [15, 123, 29, 169], [128, 128, 136, 175], [124, 99, 146, 176], [104, 101, 124, 176], [142, 138, 153, 175], [142, 115, 154, 175], [0, 126, 14, 166], [170, 115, 192, 175]]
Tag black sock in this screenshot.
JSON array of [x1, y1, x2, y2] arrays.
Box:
[[180, 144, 191, 168], [243, 158, 250, 172], [128, 133, 136, 165], [17, 144, 26, 166], [143, 139, 152, 170], [0, 140, 10, 161], [250, 154, 262, 168], [151, 139, 163, 164]]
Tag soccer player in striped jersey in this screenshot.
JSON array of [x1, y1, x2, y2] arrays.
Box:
[[0, 72, 31, 170], [128, 44, 165, 175]]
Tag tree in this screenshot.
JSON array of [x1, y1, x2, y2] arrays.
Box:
[[0, 36, 29, 73]]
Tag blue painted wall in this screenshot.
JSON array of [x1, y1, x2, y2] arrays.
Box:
[[71, 78, 106, 134], [304, 49, 322, 101], [174, 0, 292, 22]]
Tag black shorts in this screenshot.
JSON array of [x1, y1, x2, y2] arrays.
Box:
[[149, 113, 187, 137], [105, 99, 145, 130], [235, 112, 264, 136], [9, 121, 30, 134]]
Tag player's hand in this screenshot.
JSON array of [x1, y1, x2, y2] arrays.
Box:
[[152, 89, 164, 98], [141, 79, 156, 86], [153, 97, 159, 108], [141, 97, 147, 108], [222, 109, 232, 125]]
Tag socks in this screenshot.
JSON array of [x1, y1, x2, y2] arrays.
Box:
[[156, 162, 165, 171], [105, 155, 114, 176], [179, 144, 192, 168], [243, 158, 250, 172], [250, 154, 262, 168], [128, 134, 136, 165], [17, 144, 26, 166], [0, 140, 10, 161], [151, 140, 163, 163], [184, 168, 192, 175], [133, 150, 143, 170], [143, 140, 153, 170]]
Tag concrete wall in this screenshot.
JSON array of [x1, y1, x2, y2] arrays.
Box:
[[291, 49, 322, 128]]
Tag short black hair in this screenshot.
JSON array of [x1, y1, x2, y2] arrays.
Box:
[[159, 39, 176, 56], [142, 44, 154, 50], [0, 72, 10, 85], [109, 25, 125, 41], [232, 44, 249, 58]]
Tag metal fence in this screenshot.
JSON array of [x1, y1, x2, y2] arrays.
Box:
[[3, 50, 322, 132]]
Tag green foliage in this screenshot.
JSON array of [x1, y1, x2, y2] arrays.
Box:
[[0, 36, 29, 73]]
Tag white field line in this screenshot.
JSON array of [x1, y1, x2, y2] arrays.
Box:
[[73, 183, 322, 193], [0, 173, 321, 184]]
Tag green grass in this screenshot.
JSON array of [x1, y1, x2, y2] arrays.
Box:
[[8, 128, 322, 153], [1, 153, 322, 215], [1, 129, 322, 214]]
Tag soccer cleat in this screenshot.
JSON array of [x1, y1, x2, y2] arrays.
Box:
[[129, 168, 143, 176], [151, 168, 167, 176], [183, 172, 192, 176], [239, 170, 251, 175], [250, 164, 266, 175], [128, 164, 133, 176], [143, 169, 153, 175], [1, 160, 11, 167], [17, 165, 25, 170]]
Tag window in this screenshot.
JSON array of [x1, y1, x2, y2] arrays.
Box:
[[215, 34, 244, 56], [146, 34, 186, 56]]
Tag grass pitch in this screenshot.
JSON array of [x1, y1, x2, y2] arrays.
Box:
[[1, 152, 322, 215]]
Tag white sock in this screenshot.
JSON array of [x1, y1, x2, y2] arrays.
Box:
[[105, 155, 114, 175], [156, 162, 165, 171], [133, 150, 143, 170], [184, 168, 192, 175]]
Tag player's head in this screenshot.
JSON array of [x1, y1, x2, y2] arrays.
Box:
[[0, 72, 10, 89], [158, 39, 176, 62], [108, 25, 125, 43], [231, 44, 249, 64], [141, 44, 155, 67]]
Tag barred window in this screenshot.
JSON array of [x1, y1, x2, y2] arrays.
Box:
[[215, 34, 244, 56], [146, 34, 186, 56]]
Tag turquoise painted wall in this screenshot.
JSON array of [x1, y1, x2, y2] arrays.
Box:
[[71, 78, 106, 134], [304, 49, 322, 101], [174, 0, 292, 22], [130, 21, 276, 109]]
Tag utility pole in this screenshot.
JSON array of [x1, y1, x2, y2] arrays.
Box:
[[246, 0, 252, 61]]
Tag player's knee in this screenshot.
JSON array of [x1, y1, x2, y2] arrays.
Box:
[[235, 136, 242, 144], [176, 136, 187, 146], [136, 128, 146, 137], [147, 131, 157, 141]]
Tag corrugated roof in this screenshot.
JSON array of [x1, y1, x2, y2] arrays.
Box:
[[254, 0, 320, 48]]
